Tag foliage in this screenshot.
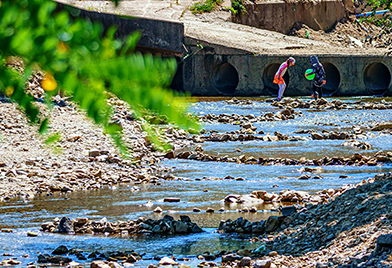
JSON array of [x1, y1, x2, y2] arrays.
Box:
[[229, 0, 247, 15], [0, 0, 199, 155], [190, 0, 224, 14], [359, 0, 392, 54]]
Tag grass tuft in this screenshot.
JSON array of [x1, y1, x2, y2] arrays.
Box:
[[190, 0, 223, 14]]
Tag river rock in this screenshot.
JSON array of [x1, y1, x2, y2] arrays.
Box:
[[251, 222, 265, 233], [254, 259, 271, 268], [223, 194, 242, 203], [342, 140, 372, 149], [108, 262, 124, 268], [264, 216, 280, 232], [164, 151, 176, 159], [248, 207, 257, 213], [91, 261, 112, 268], [126, 255, 137, 263], [191, 224, 203, 233], [75, 217, 88, 226], [159, 257, 177, 265], [372, 122, 392, 131], [52, 245, 69, 255], [222, 253, 242, 262], [279, 205, 297, 216], [239, 257, 252, 267], [377, 234, 392, 248], [27, 231, 38, 237], [174, 221, 188, 233], [163, 198, 180, 202], [298, 174, 311, 180], [88, 150, 101, 158], [311, 133, 324, 140], [154, 207, 163, 213], [53, 217, 75, 234], [38, 254, 72, 264]]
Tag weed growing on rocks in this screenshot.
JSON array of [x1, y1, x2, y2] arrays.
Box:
[[190, 0, 224, 14]]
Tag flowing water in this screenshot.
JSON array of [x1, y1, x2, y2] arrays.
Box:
[[1, 97, 392, 267]]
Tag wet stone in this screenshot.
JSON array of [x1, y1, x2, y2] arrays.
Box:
[[52, 245, 69, 255], [377, 234, 392, 248], [163, 198, 180, 202], [254, 259, 271, 268], [222, 253, 242, 262], [239, 257, 252, 267], [27, 231, 38, 237], [53, 217, 75, 234], [91, 261, 111, 268]]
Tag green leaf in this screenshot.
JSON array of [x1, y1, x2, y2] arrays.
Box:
[[45, 132, 61, 145]]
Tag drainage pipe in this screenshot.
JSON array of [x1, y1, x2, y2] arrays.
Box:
[[356, 10, 389, 17]]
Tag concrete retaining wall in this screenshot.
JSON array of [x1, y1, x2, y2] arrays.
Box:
[[59, 3, 184, 55], [232, 0, 348, 34], [182, 41, 392, 97], [58, 3, 392, 97]]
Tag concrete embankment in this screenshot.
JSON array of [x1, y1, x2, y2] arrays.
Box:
[[58, 0, 392, 96]]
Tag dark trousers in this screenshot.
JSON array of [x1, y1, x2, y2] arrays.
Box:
[[313, 84, 323, 99]]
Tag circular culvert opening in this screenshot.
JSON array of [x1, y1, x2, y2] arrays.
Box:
[[212, 63, 239, 95], [263, 63, 290, 96], [364, 62, 391, 95], [321, 62, 340, 95]]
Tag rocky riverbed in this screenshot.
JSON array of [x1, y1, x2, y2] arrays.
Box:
[[1, 96, 392, 268], [167, 147, 392, 167], [0, 98, 193, 201]]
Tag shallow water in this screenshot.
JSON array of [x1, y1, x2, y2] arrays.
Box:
[[1, 97, 392, 267]]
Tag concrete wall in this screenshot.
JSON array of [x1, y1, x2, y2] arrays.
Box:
[[58, 3, 392, 97], [182, 41, 392, 96], [59, 3, 184, 55], [232, 0, 347, 34]]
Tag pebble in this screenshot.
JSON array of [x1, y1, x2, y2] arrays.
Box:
[[27, 231, 38, 237], [153, 207, 163, 213], [163, 198, 180, 202]]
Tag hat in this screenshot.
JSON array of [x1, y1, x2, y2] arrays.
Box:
[[310, 55, 319, 64]]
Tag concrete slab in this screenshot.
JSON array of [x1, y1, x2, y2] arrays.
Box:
[[57, 0, 388, 56]]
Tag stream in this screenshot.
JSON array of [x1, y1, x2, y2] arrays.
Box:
[[1, 97, 392, 267]]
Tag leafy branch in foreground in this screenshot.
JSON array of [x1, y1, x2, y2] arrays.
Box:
[[0, 0, 200, 155]]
